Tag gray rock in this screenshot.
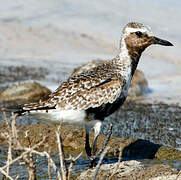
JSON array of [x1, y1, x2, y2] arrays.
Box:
[[0, 81, 51, 103], [78, 160, 180, 180]]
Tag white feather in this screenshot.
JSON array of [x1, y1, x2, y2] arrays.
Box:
[[29, 109, 86, 125], [124, 27, 153, 36]]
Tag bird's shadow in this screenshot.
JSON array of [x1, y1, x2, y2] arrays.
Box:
[[92, 139, 162, 166], [74, 139, 162, 167], [121, 139, 161, 160]]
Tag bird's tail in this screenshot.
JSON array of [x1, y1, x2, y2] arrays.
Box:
[[14, 109, 29, 116], [14, 102, 38, 116], [14, 102, 56, 116]]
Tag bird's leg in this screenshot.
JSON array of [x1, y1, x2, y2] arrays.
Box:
[[96, 123, 113, 157], [92, 135, 98, 156], [85, 121, 102, 168], [92, 122, 102, 156], [85, 131, 92, 157], [90, 123, 113, 168]]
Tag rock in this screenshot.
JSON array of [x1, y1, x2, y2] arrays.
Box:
[[71, 59, 149, 97], [78, 160, 144, 180], [155, 146, 181, 161], [77, 160, 180, 180], [0, 81, 51, 103]]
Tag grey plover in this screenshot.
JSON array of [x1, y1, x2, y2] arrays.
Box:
[[15, 22, 173, 157]]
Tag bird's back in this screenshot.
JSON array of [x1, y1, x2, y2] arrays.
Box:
[[18, 59, 127, 121]]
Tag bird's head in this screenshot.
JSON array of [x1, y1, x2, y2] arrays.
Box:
[[121, 22, 173, 55]]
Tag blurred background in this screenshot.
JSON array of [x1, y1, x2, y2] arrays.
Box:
[[0, 0, 180, 104]]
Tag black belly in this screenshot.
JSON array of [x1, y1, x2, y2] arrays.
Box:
[[86, 94, 126, 120]]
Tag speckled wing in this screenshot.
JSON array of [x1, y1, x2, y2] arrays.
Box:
[[23, 75, 124, 112], [23, 61, 125, 111], [56, 78, 124, 110]]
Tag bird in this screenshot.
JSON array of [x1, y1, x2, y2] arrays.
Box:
[[15, 22, 173, 158]]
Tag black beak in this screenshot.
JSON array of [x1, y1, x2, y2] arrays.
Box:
[[152, 36, 173, 46]]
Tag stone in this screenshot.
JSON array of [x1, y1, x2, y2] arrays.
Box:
[[77, 160, 180, 180], [0, 81, 51, 103]]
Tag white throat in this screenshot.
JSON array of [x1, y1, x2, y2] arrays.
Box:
[[118, 37, 132, 80], [119, 37, 130, 61]]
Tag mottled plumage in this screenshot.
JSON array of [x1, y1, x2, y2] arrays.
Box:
[[24, 59, 125, 112], [15, 22, 173, 158]]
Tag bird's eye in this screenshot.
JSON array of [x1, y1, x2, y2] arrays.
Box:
[[135, 31, 143, 37]]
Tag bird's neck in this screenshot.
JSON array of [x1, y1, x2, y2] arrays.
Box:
[[115, 37, 143, 79]]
